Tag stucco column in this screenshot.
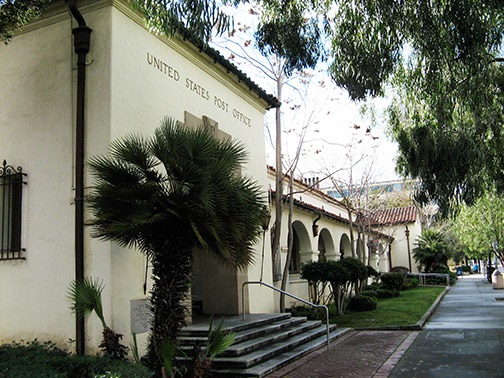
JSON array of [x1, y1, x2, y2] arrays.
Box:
[[300, 250, 317, 265]]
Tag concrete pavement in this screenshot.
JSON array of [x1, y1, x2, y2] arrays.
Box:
[[389, 274, 504, 377], [267, 273, 504, 378]]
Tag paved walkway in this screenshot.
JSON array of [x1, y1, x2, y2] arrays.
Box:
[[390, 274, 504, 377], [267, 274, 504, 378]]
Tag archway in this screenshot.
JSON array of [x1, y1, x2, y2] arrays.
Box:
[[290, 220, 311, 273], [318, 228, 335, 261], [340, 233, 351, 259]]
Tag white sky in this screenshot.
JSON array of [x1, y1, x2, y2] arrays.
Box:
[[212, 3, 401, 185]]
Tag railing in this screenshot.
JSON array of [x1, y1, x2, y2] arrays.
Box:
[[408, 273, 450, 287], [242, 280, 330, 351]]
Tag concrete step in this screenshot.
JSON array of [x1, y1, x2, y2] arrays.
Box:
[[221, 320, 322, 357], [212, 327, 351, 377], [177, 313, 350, 377], [178, 316, 307, 348], [211, 323, 337, 369], [179, 313, 291, 337]]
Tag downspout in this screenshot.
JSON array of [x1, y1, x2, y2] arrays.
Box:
[[68, 0, 92, 356]]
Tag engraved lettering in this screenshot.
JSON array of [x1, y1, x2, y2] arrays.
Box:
[[232, 109, 251, 127], [214, 96, 229, 112], [185, 78, 210, 100], [147, 53, 180, 81]]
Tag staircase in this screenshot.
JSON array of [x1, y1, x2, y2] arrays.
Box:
[[178, 313, 350, 377]]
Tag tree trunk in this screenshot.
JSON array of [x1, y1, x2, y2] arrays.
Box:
[[280, 175, 294, 312], [146, 241, 193, 375], [271, 76, 283, 282], [346, 207, 356, 258]]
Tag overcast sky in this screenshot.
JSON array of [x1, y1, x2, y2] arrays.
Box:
[[212, 4, 401, 185]]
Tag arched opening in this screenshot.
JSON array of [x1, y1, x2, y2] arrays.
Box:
[[318, 228, 335, 261], [340, 233, 351, 259], [289, 220, 311, 273]]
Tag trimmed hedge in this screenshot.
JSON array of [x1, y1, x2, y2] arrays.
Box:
[[362, 287, 400, 299], [380, 272, 406, 291], [402, 276, 419, 290], [287, 305, 326, 321], [347, 295, 377, 312]]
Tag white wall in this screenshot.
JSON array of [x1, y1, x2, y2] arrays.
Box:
[[386, 221, 422, 273], [0, 0, 276, 353], [0, 13, 76, 346]]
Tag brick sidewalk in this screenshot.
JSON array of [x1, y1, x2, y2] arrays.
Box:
[[266, 330, 419, 378]]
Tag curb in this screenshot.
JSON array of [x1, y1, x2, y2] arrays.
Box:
[[416, 286, 450, 328]]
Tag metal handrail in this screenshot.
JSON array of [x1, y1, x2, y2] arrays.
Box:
[[242, 280, 330, 350], [407, 272, 450, 287]]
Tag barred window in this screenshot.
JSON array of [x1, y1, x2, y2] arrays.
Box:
[[0, 160, 26, 260]]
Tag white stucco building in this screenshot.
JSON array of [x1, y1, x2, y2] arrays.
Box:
[[367, 206, 421, 273], [0, 0, 421, 357], [0, 0, 279, 354]]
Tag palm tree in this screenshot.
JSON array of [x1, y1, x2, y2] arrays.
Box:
[[413, 229, 452, 272], [67, 277, 128, 359], [87, 118, 265, 372]]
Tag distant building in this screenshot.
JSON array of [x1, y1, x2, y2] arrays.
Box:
[[324, 179, 419, 203], [364, 206, 421, 273]]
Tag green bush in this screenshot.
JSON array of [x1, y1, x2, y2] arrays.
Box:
[[0, 340, 151, 378], [366, 265, 380, 278], [430, 266, 457, 286], [363, 282, 381, 291], [402, 276, 419, 290], [374, 288, 400, 299], [380, 272, 405, 291], [287, 305, 326, 321], [361, 289, 378, 298], [461, 265, 472, 273], [390, 266, 410, 274], [346, 295, 378, 312]]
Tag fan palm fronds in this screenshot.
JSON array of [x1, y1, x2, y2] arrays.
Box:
[[67, 277, 107, 329]]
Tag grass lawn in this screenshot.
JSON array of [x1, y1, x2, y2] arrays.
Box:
[[333, 286, 446, 328]]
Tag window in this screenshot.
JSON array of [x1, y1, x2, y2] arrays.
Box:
[[0, 160, 26, 260]]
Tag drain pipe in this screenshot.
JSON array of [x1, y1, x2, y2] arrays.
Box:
[[68, 0, 92, 356]]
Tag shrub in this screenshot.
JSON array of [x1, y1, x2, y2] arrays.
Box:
[[390, 266, 410, 274], [461, 265, 472, 273], [402, 276, 419, 290], [361, 289, 377, 298], [300, 260, 331, 305], [374, 288, 400, 299], [431, 266, 457, 286], [0, 340, 151, 378], [287, 305, 326, 321], [346, 295, 377, 312], [363, 282, 381, 291], [380, 272, 406, 291], [366, 265, 380, 278], [300, 260, 328, 282]]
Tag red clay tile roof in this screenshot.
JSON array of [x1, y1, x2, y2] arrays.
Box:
[[367, 206, 417, 226]]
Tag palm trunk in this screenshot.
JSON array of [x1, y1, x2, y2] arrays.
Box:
[[146, 240, 193, 374]]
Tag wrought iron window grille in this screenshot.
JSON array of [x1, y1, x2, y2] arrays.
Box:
[[0, 160, 27, 260]]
